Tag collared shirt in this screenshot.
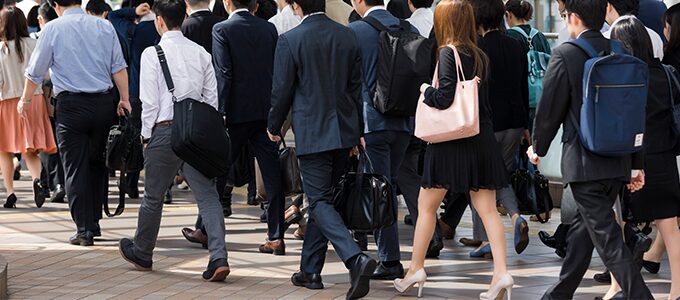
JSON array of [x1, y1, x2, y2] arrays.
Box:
[[268, 5, 300, 35], [604, 15, 664, 59], [229, 8, 249, 19], [189, 8, 211, 16], [364, 5, 386, 17], [139, 31, 218, 138], [302, 12, 324, 22], [406, 7, 433, 38], [24, 8, 127, 95]]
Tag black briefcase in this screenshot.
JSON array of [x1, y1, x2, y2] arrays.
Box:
[[279, 141, 303, 196], [333, 147, 396, 231], [512, 143, 553, 223], [155, 45, 231, 178], [104, 112, 143, 217]]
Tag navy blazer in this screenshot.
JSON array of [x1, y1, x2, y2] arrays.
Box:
[[268, 14, 363, 156], [349, 9, 416, 134], [212, 11, 278, 124], [181, 10, 225, 55]]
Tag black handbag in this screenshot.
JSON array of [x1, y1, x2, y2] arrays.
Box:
[[105, 112, 143, 217], [512, 143, 553, 223], [333, 147, 396, 231], [155, 45, 231, 178], [279, 140, 303, 196]]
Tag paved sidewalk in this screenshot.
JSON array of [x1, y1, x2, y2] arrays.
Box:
[[0, 171, 673, 299]]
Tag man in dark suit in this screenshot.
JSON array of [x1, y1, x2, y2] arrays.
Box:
[[267, 1, 376, 298], [528, 0, 652, 298], [212, 0, 286, 255], [348, 0, 418, 280]]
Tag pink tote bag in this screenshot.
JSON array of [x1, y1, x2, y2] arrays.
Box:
[[415, 45, 480, 143]]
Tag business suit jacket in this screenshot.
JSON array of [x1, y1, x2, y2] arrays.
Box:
[[212, 11, 278, 124], [532, 30, 643, 184], [181, 10, 225, 55], [268, 14, 363, 156]]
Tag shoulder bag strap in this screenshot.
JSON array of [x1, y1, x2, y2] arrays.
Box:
[[155, 45, 177, 100], [567, 38, 598, 58], [663, 65, 680, 109], [361, 16, 389, 32], [447, 45, 467, 82]]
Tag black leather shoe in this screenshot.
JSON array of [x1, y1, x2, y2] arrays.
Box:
[[426, 240, 444, 258], [223, 206, 232, 218], [593, 269, 611, 284], [594, 291, 624, 300], [126, 185, 139, 199], [538, 231, 557, 249], [404, 214, 413, 226], [3, 193, 17, 208], [50, 184, 66, 203], [119, 238, 152, 271], [642, 260, 660, 274], [94, 223, 102, 237], [371, 262, 404, 280], [260, 211, 267, 223], [247, 194, 258, 206], [291, 271, 324, 289], [13, 164, 20, 180], [164, 190, 173, 204], [33, 178, 46, 208], [69, 231, 94, 246], [347, 254, 377, 300], [202, 258, 230, 282], [631, 233, 652, 267]]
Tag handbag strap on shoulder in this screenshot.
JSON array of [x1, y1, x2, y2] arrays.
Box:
[[155, 45, 177, 102]]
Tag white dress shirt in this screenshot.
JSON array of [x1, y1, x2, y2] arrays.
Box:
[[268, 5, 301, 35], [365, 5, 386, 16], [406, 7, 433, 38], [604, 15, 664, 59], [139, 31, 218, 138]]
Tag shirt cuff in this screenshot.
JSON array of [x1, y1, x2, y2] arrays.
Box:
[[112, 64, 127, 75], [141, 126, 152, 140], [25, 72, 44, 86]]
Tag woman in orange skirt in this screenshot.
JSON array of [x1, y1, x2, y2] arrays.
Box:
[[0, 7, 56, 208]]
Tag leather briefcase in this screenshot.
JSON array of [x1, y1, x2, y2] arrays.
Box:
[[279, 141, 303, 196], [105, 112, 143, 217]]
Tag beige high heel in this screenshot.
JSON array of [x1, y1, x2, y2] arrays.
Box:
[[480, 273, 513, 300], [393, 269, 427, 298]]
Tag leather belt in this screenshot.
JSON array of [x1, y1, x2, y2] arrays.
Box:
[[154, 120, 174, 129]]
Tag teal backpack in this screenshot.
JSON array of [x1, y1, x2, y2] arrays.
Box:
[[510, 27, 551, 108]]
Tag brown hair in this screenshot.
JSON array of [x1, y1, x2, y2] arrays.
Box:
[[0, 7, 29, 63], [433, 0, 487, 79]]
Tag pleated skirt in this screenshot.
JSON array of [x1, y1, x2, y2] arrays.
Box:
[[0, 95, 57, 154]]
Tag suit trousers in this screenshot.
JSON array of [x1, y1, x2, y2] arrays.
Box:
[[542, 180, 653, 300], [55, 92, 115, 233], [223, 121, 284, 241], [133, 125, 227, 262], [364, 130, 410, 262], [40, 116, 64, 191], [123, 98, 142, 193], [298, 149, 362, 274], [440, 192, 470, 232]]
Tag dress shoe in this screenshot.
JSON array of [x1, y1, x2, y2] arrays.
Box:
[[50, 185, 66, 203], [13, 163, 20, 180], [347, 254, 377, 300], [497, 206, 508, 216], [259, 239, 285, 255], [293, 225, 306, 240], [223, 206, 232, 218], [514, 216, 529, 254], [164, 190, 172, 204], [593, 269, 611, 284], [33, 178, 46, 208], [126, 185, 140, 199], [3, 193, 17, 208], [353, 232, 368, 251], [182, 227, 208, 248], [438, 219, 455, 240], [426, 239, 444, 258], [371, 262, 404, 280], [291, 271, 324, 289], [480, 273, 513, 300], [538, 231, 557, 249], [202, 258, 230, 282], [642, 260, 660, 274], [69, 231, 94, 246], [594, 291, 624, 300], [394, 268, 427, 297], [247, 194, 258, 206], [460, 237, 483, 247], [404, 214, 413, 226], [469, 243, 493, 259], [284, 205, 302, 231], [630, 233, 652, 267], [260, 210, 267, 223], [94, 223, 102, 237], [119, 238, 152, 271]]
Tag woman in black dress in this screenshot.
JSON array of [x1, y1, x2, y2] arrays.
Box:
[[611, 17, 680, 300], [394, 0, 512, 299]]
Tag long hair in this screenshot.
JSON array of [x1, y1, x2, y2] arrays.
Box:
[[664, 4, 680, 58], [433, 0, 487, 79], [0, 7, 30, 63], [610, 17, 654, 64]]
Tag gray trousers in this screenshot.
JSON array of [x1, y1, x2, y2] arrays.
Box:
[[133, 125, 227, 262], [472, 128, 523, 241]]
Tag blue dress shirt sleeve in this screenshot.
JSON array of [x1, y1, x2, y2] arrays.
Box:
[[24, 26, 54, 85]]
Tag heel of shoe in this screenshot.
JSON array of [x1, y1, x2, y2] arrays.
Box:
[[417, 282, 425, 298], [505, 286, 512, 300]]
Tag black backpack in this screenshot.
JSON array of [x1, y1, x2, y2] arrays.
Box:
[[362, 16, 433, 117]]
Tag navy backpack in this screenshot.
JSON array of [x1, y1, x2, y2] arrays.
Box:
[[567, 38, 649, 157]]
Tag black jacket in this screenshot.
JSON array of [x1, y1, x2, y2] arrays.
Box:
[[645, 60, 680, 154], [268, 15, 363, 156], [532, 30, 643, 184], [212, 11, 278, 124], [181, 10, 225, 55]]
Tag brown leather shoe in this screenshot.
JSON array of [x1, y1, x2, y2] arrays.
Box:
[[459, 237, 483, 247], [182, 227, 208, 247], [259, 239, 285, 255], [293, 225, 306, 240], [438, 219, 455, 240]]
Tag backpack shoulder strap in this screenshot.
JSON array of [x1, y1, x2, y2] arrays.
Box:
[[529, 28, 539, 39], [509, 26, 529, 38], [361, 16, 388, 32], [154, 45, 176, 97], [567, 38, 598, 58], [609, 40, 625, 55], [399, 19, 411, 32]]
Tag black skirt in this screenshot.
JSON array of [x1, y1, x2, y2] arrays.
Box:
[[421, 123, 509, 193], [629, 151, 680, 222]]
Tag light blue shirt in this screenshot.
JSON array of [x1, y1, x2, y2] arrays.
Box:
[[25, 8, 127, 95]]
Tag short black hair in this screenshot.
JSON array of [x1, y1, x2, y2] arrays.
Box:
[[85, 0, 111, 15], [292, 0, 324, 14], [186, 0, 208, 8], [232, 0, 254, 9], [152, 0, 185, 29], [607, 0, 639, 16], [365, 0, 384, 6], [505, 0, 533, 21], [38, 2, 58, 21], [470, 0, 504, 31], [50, 0, 82, 8], [410, 0, 433, 9], [565, 0, 607, 30], [129, 0, 154, 8], [251, 0, 276, 19]]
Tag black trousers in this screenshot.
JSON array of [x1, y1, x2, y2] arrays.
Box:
[[122, 98, 142, 193], [542, 180, 653, 300], [55, 91, 116, 233], [40, 116, 64, 191], [298, 149, 361, 274]]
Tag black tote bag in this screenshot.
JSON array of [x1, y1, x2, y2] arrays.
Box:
[[104, 112, 143, 217], [279, 140, 303, 196], [512, 143, 553, 223]]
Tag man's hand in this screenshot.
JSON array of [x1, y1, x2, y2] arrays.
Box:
[[526, 145, 540, 165], [268, 129, 281, 143], [628, 170, 645, 192], [16, 98, 30, 117], [360, 137, 366, 149], [136, 3, 151, 16], [117, 100, 132, 116]]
